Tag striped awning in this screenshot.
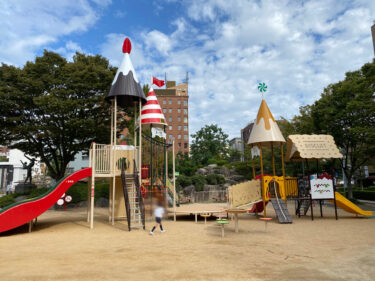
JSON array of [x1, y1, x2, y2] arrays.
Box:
[[140, 88, 167, 126]]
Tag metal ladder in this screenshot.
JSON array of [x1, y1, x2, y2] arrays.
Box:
[[121, 168, 144, 231]]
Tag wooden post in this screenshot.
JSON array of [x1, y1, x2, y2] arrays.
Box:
[[90, 142, 96, 229], [172, 139, 176, 221], [252, 157, 256, 179], [87, 147, 92, 223], [271, 144, 276, 177], [260, 145, 266, 217], [111, 96, 117, 226], [139, 98, 142, 186], [281, 143, 287, 205]]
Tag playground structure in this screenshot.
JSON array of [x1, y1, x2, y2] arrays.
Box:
[[227, 97, 373, 224], [0, 37, 179, 233], [0, 38, 373, 234]]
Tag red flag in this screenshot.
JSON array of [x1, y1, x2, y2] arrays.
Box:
[[152, 77, 165, 87]]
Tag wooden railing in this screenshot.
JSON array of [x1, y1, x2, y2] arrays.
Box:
[[90, 143, 135, 175], [284, 177, 298, 198]]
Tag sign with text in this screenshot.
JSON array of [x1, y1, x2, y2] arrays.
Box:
[[310, 178, 334, 199], [151, 127, 166, 139]]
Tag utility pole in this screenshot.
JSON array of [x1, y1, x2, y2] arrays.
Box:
[[372, 21, 375, 56]]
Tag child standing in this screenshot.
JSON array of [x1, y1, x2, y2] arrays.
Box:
[[150, 200, 165, 235]]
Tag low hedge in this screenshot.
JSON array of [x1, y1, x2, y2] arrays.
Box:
[[0, 194, 15, 208], [352, 190, 375, 201], [0, 182, 111, 209]]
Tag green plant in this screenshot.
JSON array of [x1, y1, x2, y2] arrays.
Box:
[[215, 174, 226, 184], [176, 175, 192, 189], [0, 194, 15, 208], [28, 188, 50, 199], [191, 175, 206, 192], [231, 161, 252, 180], [206, 174, 218, 185]]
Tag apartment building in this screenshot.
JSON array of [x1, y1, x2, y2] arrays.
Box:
[[154, 81, 189, 154]]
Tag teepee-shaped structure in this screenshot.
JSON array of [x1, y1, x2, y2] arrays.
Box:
[[248, 99, 285, 146], [248, 97, 288, 220], [141, 88, 167, 126]]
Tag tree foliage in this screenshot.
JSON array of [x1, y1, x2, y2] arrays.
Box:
[[288, 59, 375, 198], [0, 51, 118, 180], [190, 124, 229, 165]]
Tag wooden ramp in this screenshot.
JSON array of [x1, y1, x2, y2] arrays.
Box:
[[270, 198, 293, 224]]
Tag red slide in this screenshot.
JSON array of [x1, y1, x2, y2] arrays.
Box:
[[0, 168, 92, 233], [248, 201, 268, 213]]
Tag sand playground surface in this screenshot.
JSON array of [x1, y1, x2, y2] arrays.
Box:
[[1, 202, 375, 281]]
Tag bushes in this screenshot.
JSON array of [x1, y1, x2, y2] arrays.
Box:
[[176, 175, 192, 190], [0, 194, 15, 208], [191, 175, 206, 192], [230, 161, 252, 180], [353, 191, 375, 201], [66, 182, 109, 203], [206, 174, 225, 185], [28, 188, 50, 199]]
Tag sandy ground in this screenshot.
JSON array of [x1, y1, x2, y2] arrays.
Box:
[[1, 202, 375, 281]]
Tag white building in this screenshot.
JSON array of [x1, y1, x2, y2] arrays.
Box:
[[0, 149, 41, 193]]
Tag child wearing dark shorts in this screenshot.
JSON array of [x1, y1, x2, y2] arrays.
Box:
[[150, 201, 165, 235]]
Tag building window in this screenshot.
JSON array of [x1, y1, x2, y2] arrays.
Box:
[[169, 108, 172, 113], [184, 143, 188, 149], [120, 134, 124, 139], [178, 125, 181, 130], [169, 117, 172, 122], [178, 100, 181, 105], [169, 126, 172, 130], [184, 100, 187, 106], [163, 109, 167, 113], [184, 126, 188, 131], [178, 134, 181, 139], [184, 109, 188, 115], [163, 100, 167, 105], [178, 117, 181, 122], [178, 108, 181, 113], [184, 135, 188, 140], [184, 117, 188, 123], [169, 100, 172, 105], [178, 143, 181, 148]]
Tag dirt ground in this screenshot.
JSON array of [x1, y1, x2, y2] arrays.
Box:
[[1, 202, 375, 281]]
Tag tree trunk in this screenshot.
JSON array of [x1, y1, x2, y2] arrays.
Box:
[[347, 175, 353, 199]]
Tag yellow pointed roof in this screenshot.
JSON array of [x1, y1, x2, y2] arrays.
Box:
[[248, 99, 285, 146]]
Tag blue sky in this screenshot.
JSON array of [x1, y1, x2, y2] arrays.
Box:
[[1, 0, 374, 139]]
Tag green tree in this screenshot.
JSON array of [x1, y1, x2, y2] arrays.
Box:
[[289, 59, 375, 198], [0, 51, 119, 180], [190, 124, 229, 165]]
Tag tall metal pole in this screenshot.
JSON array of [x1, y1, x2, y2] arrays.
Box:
[[150, 123, 153, 216], [173, 139, 176, 221], [138, 98, 142, 186]]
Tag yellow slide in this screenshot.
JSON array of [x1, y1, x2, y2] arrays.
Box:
[[331, 192, 373, 216]]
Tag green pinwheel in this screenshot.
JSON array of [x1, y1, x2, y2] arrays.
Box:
[[258, 82, 267, 93]]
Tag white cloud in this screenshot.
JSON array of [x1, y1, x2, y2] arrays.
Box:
[[0, 0, 109, 66], [112, 0, 374, 139], [3, 0, 374, 141]]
